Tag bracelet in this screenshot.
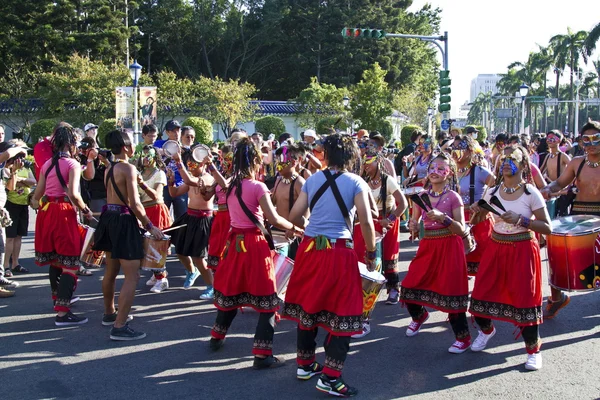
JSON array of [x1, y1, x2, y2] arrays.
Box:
[[517, 215, 531, 228], [387, 214, 397, 223], [144, 221, 154, 231], [139, 182, 148, 191], [87, 159, 94, 164], [366, 250, 377, 260], [175, 162, 184, 170], [442, 216, 453, 227]]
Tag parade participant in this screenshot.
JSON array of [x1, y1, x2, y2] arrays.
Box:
[[134, 124, 158, 155], [541, 120, 600, 318], [136, 145, 172, 293], [168, 147, 215, 298], [469, 145, 550, 370], [400, 153, 471, 353], [539, 130, 571, 217], [281, 133, 376, 397], [394, 129, 422, 177], [295, 142, 315, 180], [368, 133, 396, 178], [94, 129, 164, 340], [451, 136, 495, 275], [205, 146, 233, 270], [490, 133, 508, 168], [402, 134, 433, 185], [209, 137, 300, 369], [155, 120, 188, 220], [30, 124, 94, 326]]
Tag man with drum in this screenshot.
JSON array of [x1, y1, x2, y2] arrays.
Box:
[[540, 130, 571, 218], [155, 120, 188, 220], [541, 120, 600, 319]]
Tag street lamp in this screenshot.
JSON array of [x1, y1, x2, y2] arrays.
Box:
[[342, 96, 350, 107], [427, 107, 433, 136], [129, 60, 142, 144], [519, 83, 529, 134], [342, 96, 351, 133]]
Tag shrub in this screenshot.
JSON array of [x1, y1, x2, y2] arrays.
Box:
[[316, 116, 347, 136], [97, 119, 117, 146], [29, 119, 59, 145], [254, 116, 286, 137], [182, 117, 213, 145], [400, 124, 423, 148], [377, 120, 394, 143]]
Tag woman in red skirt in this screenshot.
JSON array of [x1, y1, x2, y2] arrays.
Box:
[[209, 138, 300, 369], [30, 124, 94, 326], [469, 145, 551, 371], [400, 153, 472, 354], [450, 135, 495, 275], [282, 133, 377, 397], [136, 145, 173, 292]]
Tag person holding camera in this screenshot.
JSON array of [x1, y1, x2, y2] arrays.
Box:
[[80, 137, 110, 226], [2, 140, 36, 276]]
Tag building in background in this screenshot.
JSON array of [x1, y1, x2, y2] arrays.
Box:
[[470, 74, 501, 102], [458, 101, 471, 119]]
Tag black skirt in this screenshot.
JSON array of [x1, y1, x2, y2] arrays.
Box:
[[170, 211, 213, 258], [94, 209, 144, 260]]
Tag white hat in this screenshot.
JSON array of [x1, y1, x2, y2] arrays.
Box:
[[304, 129, 319, 139], [84, 123, 98, 132]]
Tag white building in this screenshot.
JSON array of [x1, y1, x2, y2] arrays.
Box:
[[458, 101, 471, 119], [470, 74, 502, 102]]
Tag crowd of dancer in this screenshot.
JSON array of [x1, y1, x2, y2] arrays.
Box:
[[1, 118, 600, 398]]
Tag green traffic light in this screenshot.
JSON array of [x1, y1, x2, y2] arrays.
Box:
[[439, 78, 451, 86], [439, 70, 450, 79], [438, 104, 451, 112]]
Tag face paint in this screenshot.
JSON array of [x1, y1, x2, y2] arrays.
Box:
[[362, 155, 378, 165], [187, 160, 200, 170], [276, 160, 293, 172], [452, 149, 465, 160], [500, 155, 520, 175], [453, 140, 469, 150], [428, 162, 450, 177], [358, 141, 368, 149], [546, 135, 560, 144], [581, 133, 600, 147]]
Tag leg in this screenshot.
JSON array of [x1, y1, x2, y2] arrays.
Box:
[[102, 252, 120, 316], [55, 268, 77, 316], [49, 264, 62, 301], [179, 255, 200, 289], [448, 313, 470, 340], [322, 334, 351, 378], [406, 303, 426, 320], [192, 256, 213, 286], [178, 255, 195, 274], [211, 309, 238, 340], [522, 325, 541, 354], [113, 259, 141, 328], [545, 287, 570, 319], [474, 316, 494, 332], [296, 327, 318, 367], [12, 236, 22, 267], [253, 312, 276, 357], [3, 238, 13, 270], [471, 316, 496, 352]]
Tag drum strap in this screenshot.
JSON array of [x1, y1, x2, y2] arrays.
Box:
[[310, 169, 352, 233], [469, 166, 476, 206], [45, 156, 73, 205], [289, 177, 296, 213], [105, 163, 135, 215], [235, 182, 275, 250]]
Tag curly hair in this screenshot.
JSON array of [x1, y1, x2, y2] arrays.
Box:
[[492, 145, 533, 195], [51, 123, 77, 158], [423, 152, 458, 191], [323, 133, 359, 171]]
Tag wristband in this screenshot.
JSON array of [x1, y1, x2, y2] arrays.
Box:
[[87, 159, 94, 164], [442, 216, 453, 227], [144, 221, 154, 231], [176, 162, 184, 170], [387, 214, 397, 223], [366, 250, 377, 260], [140, 182, 148, 191], [518, 215, 531, 228]]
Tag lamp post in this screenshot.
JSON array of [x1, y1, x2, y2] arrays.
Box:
[[129, 60, 142, 145], [342, 96, 351, 134], [427, 107, 433, 136], [519, 83, 529, 134]]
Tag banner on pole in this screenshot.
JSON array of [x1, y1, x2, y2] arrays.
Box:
[[139, 87, 157, 127], [116, 87, 134, 133]]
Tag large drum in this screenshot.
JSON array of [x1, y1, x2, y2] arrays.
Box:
[[272, 251, 294, 301], [359, 262, 387, 320], [402, 186, 425, 196], [79, 225, 104, 267], [272, 231, 292, 257], [141, 234, 171, 271], [547, 215, 600, 291]]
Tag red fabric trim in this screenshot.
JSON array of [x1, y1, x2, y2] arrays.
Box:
[[323, 367, 342, 378], [252, 348, 273, 356]]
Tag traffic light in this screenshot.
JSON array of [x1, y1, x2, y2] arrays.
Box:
[[341, 28, 386, 39], [438, 70, 451, 113]]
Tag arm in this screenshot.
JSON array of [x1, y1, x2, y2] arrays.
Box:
[[204, 157, 228, 189], [16, 168, 37, 188], [168, 182, 190, 198], [82, 149, 98, 181], [306, 152, 322, 170], [544, 158, 577, 195], [175, 163, 200, 187], [5, 165, 18, 191], [259, 193, 296, 231], [67, 164, 91, 213], [124, 165, 165, 239], [138, 173, 162, 202], [355, 190, 377, 266], [384, 158, 397, 179], [529, 207, 552, 235], [288, 191, 310, 229], [367, 191, 379, 219]]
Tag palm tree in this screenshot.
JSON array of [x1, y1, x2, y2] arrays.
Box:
[[584, 21, 600, 57], [529, 45, 554, 132], [550, 28, 589, 133]]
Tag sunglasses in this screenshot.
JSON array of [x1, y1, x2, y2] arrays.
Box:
[[428, 163, 450, 176], [582, 133, 600, 146], [546, 135, 560, 144]]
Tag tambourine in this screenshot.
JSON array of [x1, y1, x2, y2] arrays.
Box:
[[191, 144, 211, 163], [162, 140, 180, 158]]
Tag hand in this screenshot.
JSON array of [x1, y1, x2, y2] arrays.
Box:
[[202, 155, 213, 166], [408, 219, 419, 232], [137, 173, 144, 185], [365, 257, 377, 272], [149, 225, 165, 240], [30, 197, 40, 210], [13, 158, 24, 171], [98, 152, 109, 166], [470, 203, 482, 214], [172, 149, 182, 163], [83, 208, 94, 220], [379, 218, 391, 230], [87, 148, 98, 161], [500, 211, 521, 225], [540, 186, 551, 200], [426, 209, 446, 222], [166, 169, 175, 185]]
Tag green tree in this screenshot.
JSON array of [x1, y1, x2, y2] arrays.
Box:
[[393, 87, 430, 130], [255, 116, 286, 137], [294, 77, 348, 129], [584, 21, 600, 57], [98, 118, 117, 145], [29, 118, 59, 145], [316, 116, 348, 136], [400, 124, 423, 148], [351, 63, 393, 136], [182, 117, 214, 145], [154, 70, 196, 130], [0, 64, 42, 141]]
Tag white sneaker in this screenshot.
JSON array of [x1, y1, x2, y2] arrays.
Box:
[[525, 352, 542, 371], [146, 275, 157, 286], [351, 322, 371, 339], [471, 328, 496, 352], [448, 339, 471, 354], [150, 278, 169, 293], [406, 312, 429, 337]]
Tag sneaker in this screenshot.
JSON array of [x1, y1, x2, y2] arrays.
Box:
[[544, 293, 570, 319], [199, 286, 214, 300], [385, 289, 400, 305], [316, 375, 358, 398], [448, 339, 471, 354], [351, 321, 371, 339], [471, 328, 496, 352], [146, 275, 157, 286], [4, 269, 13, 277], [297, 362, 323, 381], [55, 311, 88, 326], [102, 312, 134, 326], [524, 352, 542, 371], [0, 287, 15, 298], [0, 276, 19, 289], [110, 324, 146, 341], [209, 337, 225, 351], [406, 311, 429, 337], [253, 355, 286, 369], [150, 278, 169, 293], [183, 269, 200, 289]]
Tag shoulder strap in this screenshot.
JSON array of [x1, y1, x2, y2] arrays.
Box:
[[45, 157, 73, 204], [574, 158, 586, 182], [539, 153, 550, 175], [557, 153, 562, 176], [288, 178, 296, 213], [309, 171, 342, 211], [105, 163, 134, 213], [317, 169, 353, 233], [381, 173, 388, 217], [235, 182, 275, 250], [469, 166, 476, 206]]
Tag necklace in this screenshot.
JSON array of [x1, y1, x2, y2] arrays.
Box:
[[548, 153, 557, 159], [114, 158, 128, 164], [369, 178, 381, 186], [457, 164, 471, 174], [585, 157, 600, 168], [58, 152, 71, 158], [418, 155, 431, 166], [428, 187, 448, 197], [281, 174, 298, 185], [502, 182, 523, 194]]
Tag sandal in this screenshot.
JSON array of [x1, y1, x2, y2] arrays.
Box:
[[12, 265, 29, 274], [77, 266, 93, 276], [4, 269, 13, 277]]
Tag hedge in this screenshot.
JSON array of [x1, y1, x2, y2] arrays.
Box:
[[182, 117, 214, 145], [29, 119, 59, 145], [254, 116, 286, 138]]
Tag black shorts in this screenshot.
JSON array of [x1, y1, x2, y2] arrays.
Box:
[[170, 211, 213, 258], [93, 208, 144, 260], [5, 201, 29, 238]]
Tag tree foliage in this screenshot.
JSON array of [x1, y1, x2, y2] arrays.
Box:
[[255, 116, 286, 137], [29, 118, 59, 145], [351, 63, 393, 133], [294, 77, 348, 129], [182, 117, 214, 145]]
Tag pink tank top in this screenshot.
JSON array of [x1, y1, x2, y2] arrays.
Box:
[[41, 157, 79, 197], [215, 184, 227, 205]]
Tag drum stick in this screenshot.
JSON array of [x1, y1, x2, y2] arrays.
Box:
[[477, 199, 502, 216], [409, 195, 428, 211], [420, 193, 433, 211], [162, 224, 187, 233], [489, 195, 507, 212]]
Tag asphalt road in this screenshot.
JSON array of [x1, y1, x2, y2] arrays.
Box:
[[1, 212, 599, 400]]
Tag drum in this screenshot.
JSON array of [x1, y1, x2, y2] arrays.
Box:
[[272, 251, 294, 301], [272, 231, 291, 257], [192, 144, 211, 163], [79, 225, 105, 267], [162, 140, 180, 158], [402, 186, 425, 196], [462, 225, 477, 254], [359, 262, 387, 320], [547, 215, 600, 291], [141, 234, 171, 271], [374, 232, 384, 273]]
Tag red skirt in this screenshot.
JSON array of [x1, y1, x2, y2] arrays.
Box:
[[145, 203, 172, 230], [35, 201, 81, 270], [353, 218, 400, 264], [282, 237, 363, 336], [469, 232, 543, 326], [207, 209, 230, 269], [465, 211, 494, 275], [400, 229, 469, 313], [213, 227, 279, 313]]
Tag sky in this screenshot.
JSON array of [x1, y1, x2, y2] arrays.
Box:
[[408, 0, 599, 117]]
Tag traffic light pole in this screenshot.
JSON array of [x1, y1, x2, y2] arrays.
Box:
[[385, 31, 448, 70]]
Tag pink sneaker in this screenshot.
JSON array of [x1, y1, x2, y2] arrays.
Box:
[[405, 311, 429, 337], [448, 339, 471, 354]]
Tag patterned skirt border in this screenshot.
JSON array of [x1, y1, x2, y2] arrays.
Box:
[[400, 287, 469, 313], [282, 302, 363, 336], [35, 251, 80, 270], [469, 298, 543, 326], [213, 290, 279, 313]]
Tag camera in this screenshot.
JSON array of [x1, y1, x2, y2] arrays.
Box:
[[78, 142, 92, 151], [98, 149, 112, 159]]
